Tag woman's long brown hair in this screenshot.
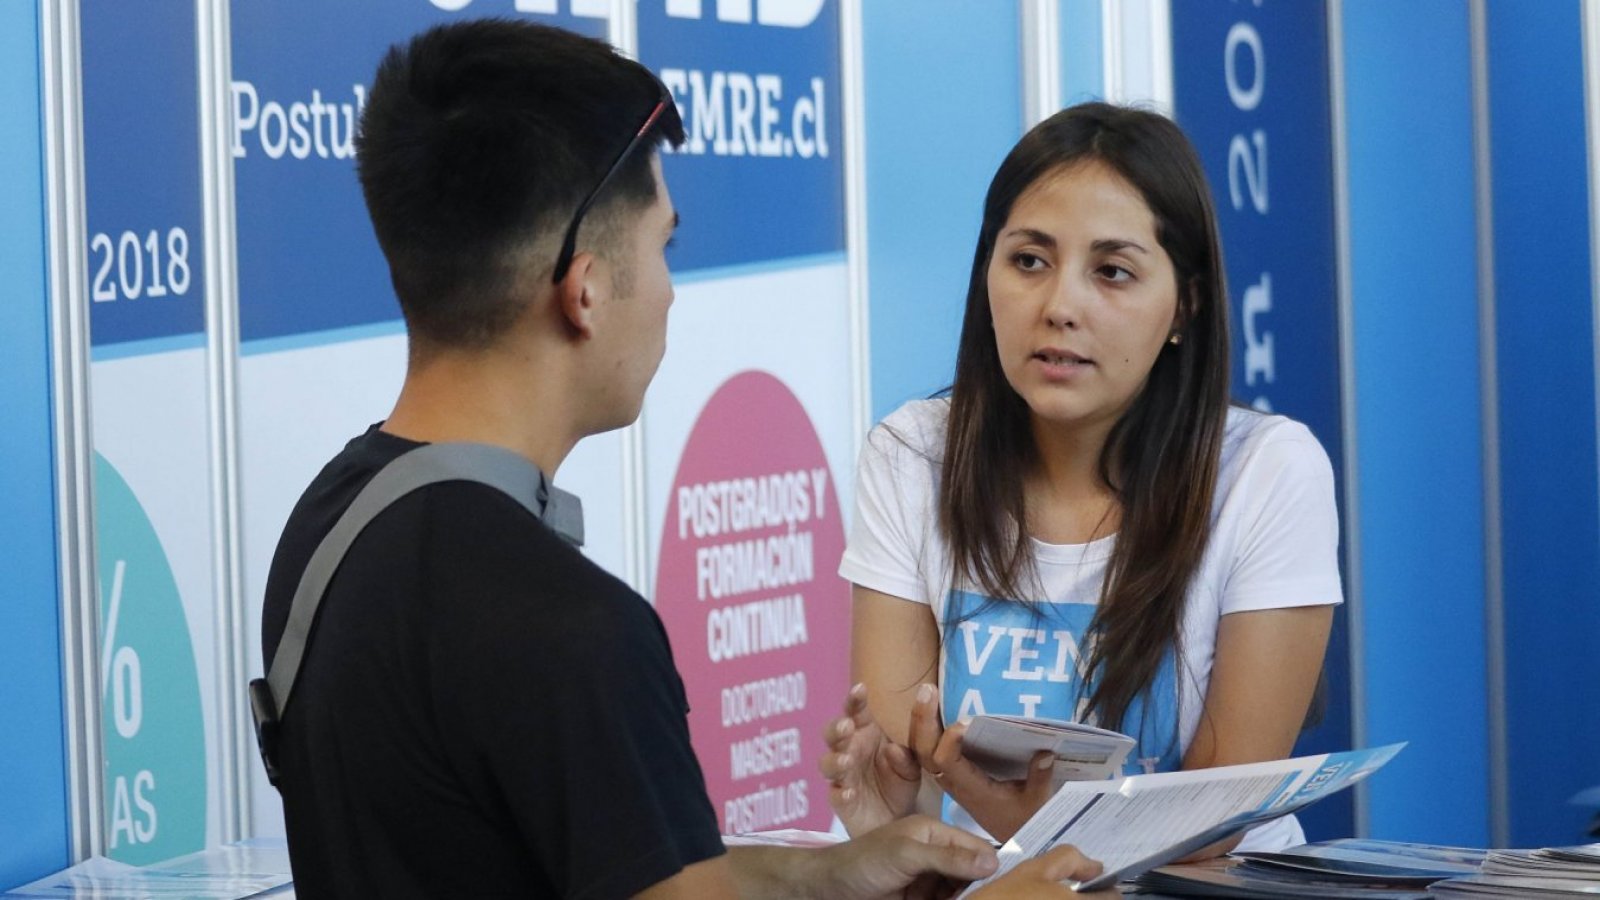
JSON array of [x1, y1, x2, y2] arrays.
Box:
[[939, 103, 1230, 735]]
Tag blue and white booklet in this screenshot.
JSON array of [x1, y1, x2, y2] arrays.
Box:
[[957, 742, 1407, 895]]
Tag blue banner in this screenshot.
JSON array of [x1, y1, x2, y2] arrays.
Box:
[[1171, 0, 1352, 840], [230, 0, 606, 344], [639, 0, 845, 274], [82, 0, 205, 350]]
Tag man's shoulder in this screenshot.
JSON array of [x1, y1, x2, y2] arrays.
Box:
[[265, 432, 651, 656], [401, 480, 661, 635]]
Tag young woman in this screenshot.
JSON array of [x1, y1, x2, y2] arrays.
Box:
[[822, 103, 1340, 853]]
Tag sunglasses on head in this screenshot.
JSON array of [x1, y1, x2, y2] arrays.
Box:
[[550, 83, 673, 284]]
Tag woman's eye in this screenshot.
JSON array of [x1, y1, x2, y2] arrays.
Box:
[[1014, 252, 1047, 271], [1096, 264, 1134, 283]]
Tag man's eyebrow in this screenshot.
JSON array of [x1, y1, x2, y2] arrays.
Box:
[[668, 211, 681, 235]]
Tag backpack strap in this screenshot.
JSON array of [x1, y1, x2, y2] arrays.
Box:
[[250, 441, 582, 785]]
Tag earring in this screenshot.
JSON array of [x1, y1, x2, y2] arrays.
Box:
[[1168, 333, 1182, 345]]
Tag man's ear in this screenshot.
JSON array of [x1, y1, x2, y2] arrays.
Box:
[[555, 251, 602, 339]]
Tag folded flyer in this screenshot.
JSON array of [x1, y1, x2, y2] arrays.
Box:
[[1233, 838, 1486, 881], [961, 715, 1136, 786], [1135, 857, 1436, 899], [956, 742, 1406, 895]]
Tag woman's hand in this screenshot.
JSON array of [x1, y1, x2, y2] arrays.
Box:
[[821, 684, 923, 836], [906, 684, 1058, 843]]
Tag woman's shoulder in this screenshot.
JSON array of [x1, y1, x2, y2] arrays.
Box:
[[1217, 405, 1335, 493], [1221, 405, 1325, 462], [867, 396, 951, 460]]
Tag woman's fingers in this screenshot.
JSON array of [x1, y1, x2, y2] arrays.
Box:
[[883, 739, 922, 782], [926, 721, 992, 796], [823, 713, 855, 752], [907, 683, 944, 768], [843, 681, 872, 725], [1021, 750, 1058, 804]]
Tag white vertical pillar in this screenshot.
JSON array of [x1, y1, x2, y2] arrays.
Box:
[[1021, 0, 1062, 127], [1101, 0, 1170, 114], [1467, 0, 1509, 853], [1583, 0, 1600, 580], [41, 0, 104, 862], [841, 0, 872, 446], [197, 0, 251, 843], [1325, 0, 1368, 839]]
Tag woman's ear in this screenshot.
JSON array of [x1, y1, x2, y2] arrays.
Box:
[[1174, 276, 1203, 334]]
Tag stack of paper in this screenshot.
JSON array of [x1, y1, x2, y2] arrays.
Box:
[[1431, 843, 1600, 896], [1135, 857, 1435, 898], [955, 743, 1405, 896], [1132, 838, 1484, 898]]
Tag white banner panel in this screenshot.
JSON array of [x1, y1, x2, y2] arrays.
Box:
[[645, 261, 857, 834], [89, 352, 217, 862], [81, 0, 217, 863]]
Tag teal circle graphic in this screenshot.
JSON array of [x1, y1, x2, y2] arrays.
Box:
[[95, 453, 208, 864]]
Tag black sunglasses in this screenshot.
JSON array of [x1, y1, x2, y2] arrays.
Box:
[[550, 85, 673, 284]]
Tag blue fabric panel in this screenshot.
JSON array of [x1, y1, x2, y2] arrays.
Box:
[[1170, 0, 1353, 843], [1060, 0, 1103, 104], [1485, 0, 1600, 849], [864, 2, 1022, 419], [1341, 0, 1489, 846], [0, 1, 71, 889]]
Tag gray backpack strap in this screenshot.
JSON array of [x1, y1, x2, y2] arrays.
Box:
[[250, 441, 582, 785]]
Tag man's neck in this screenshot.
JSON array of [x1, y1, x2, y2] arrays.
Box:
[[381, 343, 581, 478]]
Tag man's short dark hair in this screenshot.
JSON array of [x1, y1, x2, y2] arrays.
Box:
[[356, 19, 685, 349]]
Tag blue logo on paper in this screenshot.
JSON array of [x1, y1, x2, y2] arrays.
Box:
[[941, 591, 1181, 776]]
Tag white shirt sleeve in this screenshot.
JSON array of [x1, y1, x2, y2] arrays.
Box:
[[1218, 420, 1345, 615], [838, 404, 940, 605]]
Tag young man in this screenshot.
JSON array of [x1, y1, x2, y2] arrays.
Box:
[[260, 19, 1108, 898]]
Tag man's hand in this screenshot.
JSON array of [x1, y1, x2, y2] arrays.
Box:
[[814, 819, 1116, 900], [723, 818, 1115, 900], [812, 816, 998, 900], [967, 846, 1118, 899], [908, 684, 1056, 843], [821, 683, 923, 836]]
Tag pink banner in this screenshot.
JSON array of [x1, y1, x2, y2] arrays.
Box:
[[654, 370, 849, 834]]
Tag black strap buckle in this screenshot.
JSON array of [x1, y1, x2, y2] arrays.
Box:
[[248, 678, 283, 787]]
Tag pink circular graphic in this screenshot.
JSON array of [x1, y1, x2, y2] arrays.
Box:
[[654, 370, 849, 834]]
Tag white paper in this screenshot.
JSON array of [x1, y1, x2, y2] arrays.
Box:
[[957, 743, 1406, 895]]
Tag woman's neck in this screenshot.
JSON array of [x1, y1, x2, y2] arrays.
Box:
[[1025, 416, 1121, 544]]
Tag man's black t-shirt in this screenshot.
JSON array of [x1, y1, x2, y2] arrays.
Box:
[[261, 426, 724, 898]]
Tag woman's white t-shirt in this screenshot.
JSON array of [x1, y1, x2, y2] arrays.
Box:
[[838, 398, 1344, 851]]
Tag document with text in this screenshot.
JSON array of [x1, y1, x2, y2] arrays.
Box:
[[957, 742, 1406, 895]]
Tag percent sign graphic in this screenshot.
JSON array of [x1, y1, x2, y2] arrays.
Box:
[[92, 452, 208, 862], [100, 559, 143, 740]]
